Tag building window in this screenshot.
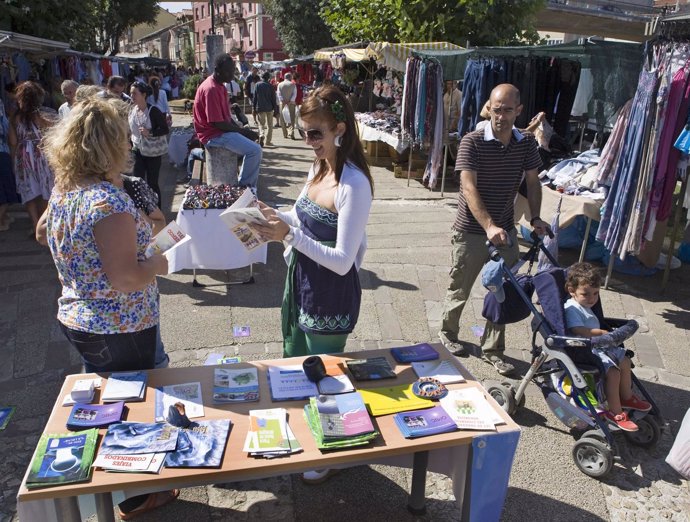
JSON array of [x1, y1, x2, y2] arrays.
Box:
[[195, 8, 198, 20], [263, 52, 273, 61], [201, 6, 205, 18]]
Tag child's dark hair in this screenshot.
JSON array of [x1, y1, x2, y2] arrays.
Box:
[[566, 262, 603, 291]]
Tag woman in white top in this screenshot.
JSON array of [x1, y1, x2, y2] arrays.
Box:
[[147, 77, 172, 128], [255, 85, 374, 357]]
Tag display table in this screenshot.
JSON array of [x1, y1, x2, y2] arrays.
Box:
[[166, 208, 267, 274], [167, 129, 195, 167], [357, 121, 409, 154], [515, 187, 604, 262], [17, 346, 521, 522]]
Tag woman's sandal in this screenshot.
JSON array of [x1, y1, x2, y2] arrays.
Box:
[[118, 489, 180, 520], [481, 354, 515, 376]]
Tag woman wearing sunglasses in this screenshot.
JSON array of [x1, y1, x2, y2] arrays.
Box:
[[255, 85, 374, 358]]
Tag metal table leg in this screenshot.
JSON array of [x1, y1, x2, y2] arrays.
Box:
[[407, 450, 429, 515], [192, 264, 255, 287], [54, 496, 80, 522], [95, 492, 115, 522], [579, 216, 592, 263]]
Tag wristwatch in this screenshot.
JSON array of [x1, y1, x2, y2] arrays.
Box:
[[283, 229, 294, 244]]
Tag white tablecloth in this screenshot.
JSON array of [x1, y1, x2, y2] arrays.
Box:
[[167, 129, 195, 167], [358, 122, 409, 154], [167, 209, 267, 271]]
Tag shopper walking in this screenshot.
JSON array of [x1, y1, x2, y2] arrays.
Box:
[[253, 72, 278, 147], [438, 84, 550, 375], [278, 72, 297, 139]]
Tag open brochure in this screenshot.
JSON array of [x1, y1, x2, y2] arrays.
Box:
[[218, 188, 269, 251], [145, 221, 191, 258]]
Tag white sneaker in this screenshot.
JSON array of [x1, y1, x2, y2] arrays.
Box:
[[301, 468, 338, 484]]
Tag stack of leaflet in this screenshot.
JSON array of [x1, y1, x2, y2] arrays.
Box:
[[303, 392, 378, 450], [26, 429, 99, 488], [359, 383, 433, 416], [243, 408, 302, 458], [101, 372, 147, 403], [213, 368, 259, 403], [394, 405, 457, 438], [439, 388, 506, 431], [66, 401, 125, 430], [411, 359, 465, 384]]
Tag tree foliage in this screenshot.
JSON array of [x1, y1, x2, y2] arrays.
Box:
[[2, 0, 159, 55], [263, 0, 336, 56], [320, 0, 546, 47]]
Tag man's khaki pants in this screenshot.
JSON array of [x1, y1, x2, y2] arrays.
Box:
[[256, 111, 273, 145], [440, 228, 519, 354], [280, 102, 296, 138]]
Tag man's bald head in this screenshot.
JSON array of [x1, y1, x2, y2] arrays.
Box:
[[490, 84, 520, 105]]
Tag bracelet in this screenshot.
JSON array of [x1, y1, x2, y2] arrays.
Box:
[[530, 216, 542, 226]]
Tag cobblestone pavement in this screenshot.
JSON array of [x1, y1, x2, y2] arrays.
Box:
[[1, 115, 689, 521]]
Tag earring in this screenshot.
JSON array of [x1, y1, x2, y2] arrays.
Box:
[[334, 135, 342, 147]]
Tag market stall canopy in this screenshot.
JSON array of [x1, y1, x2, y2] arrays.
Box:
[[366, 42, 464, 72], [313, 48, 369, 62], [0, 30, 70, 55]]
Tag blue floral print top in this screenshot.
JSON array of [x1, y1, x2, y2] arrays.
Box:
[[47, 181, 159, 334]]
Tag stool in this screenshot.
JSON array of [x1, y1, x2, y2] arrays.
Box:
[[205, 146, 239, 185]]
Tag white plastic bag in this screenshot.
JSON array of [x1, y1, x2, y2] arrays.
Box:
[[281, 106, 291, 125], [666, 408, 690, 479]]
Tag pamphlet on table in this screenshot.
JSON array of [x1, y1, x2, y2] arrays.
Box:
[[439, 388, 504, 431], [26, 429, 99, 488], [243, 408, 296, 456], [411, 360, 465, 384], [154, 382, 204, 422], [93, 452, 166, 474], [394, 405, 458, 438], [101, 372, 147, 403], [66, 401, 125, 430], [359, 383, 434, 416], [345, 357, 396, 381], [99, 422, 180, 455], [213, 368, 259, 403], [303, 394, 378, 450], [219, 188, 269, 251], [267, 365, 318, 401], [165, 419, 233, 468], [390, 343, 439, 363]]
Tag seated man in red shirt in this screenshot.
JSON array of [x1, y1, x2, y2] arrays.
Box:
[[193, 53, 262, 187]]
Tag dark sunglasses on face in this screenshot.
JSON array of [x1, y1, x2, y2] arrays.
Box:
[[297, 126, 323, 141]]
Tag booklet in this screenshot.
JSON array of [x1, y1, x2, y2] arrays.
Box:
[[154, 382, 204, 422], [242, 408, 292, 454], [411, 360, 466, 384], [358, 383, 434, 416], [213, 368, 259, 403], [250, 423, 302, 458], [66, 401, 125, 430], [101, 372, 147, 403], [219, 188, 269, 251], [99, 422, 180, 455], [26, 429, 99, 488], [267, 365, 318, 401], [93, 452, 166, 474], [145, 220, 192, 259], [165, 419, 232, 468], [345, 357, 397, 381], [390, 343, 440, 363], [315, 393, 375, 439], [394, 405, 458, 438]]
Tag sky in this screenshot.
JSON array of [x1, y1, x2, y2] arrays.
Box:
[[159, 2, 192, 13]]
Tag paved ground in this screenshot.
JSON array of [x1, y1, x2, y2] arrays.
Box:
[[1, 114, 689, 521]]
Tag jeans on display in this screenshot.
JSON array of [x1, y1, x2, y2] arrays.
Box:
[[206, 131, 262, 188], [460, 60, 489, 135], [440, 228, 519, 353], [59, 323, 157, 373], [554, 60, 582, 136]]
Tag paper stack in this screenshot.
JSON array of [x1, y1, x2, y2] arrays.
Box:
[[243, 408, 302, 458], [303, 392, 378, 450], [439, 388, 505, 431]]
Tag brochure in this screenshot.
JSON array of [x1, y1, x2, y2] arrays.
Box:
[[66, 401, 124, 430], [390, 343, 440, 363], [213, 367, 259, 403], [26, 429, 99, 488], [315, 393, 375, 439], [154, 382, 204, 422], [219, 188, 269, 251], [101, 372, 147, 403], [242, 408, 291, 454], [145, 220, 191, 258], [358, 383, 434, 416], [411, 360, 466, 384], [267, 365, 318, 401], [165, 419, 232, 468], [99, 422, 180, 455], [345, 357, 396, 381], [251, 423, 302, 458], [93, 452, 165, 473], [439, 388, 503, 431], [394, 405, 458, 438]]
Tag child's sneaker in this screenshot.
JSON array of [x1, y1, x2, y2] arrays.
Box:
[[621, 395, 652, 412], [602, 410, 639, 432]]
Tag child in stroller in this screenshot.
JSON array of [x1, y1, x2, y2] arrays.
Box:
[[564, 262, 651, 432]]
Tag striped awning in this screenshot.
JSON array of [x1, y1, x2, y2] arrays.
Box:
[[313, 48, 369, 62], [365, 42, 464, 72]]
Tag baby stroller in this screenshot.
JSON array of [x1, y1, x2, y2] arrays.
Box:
[[482, 234, 662, 478]]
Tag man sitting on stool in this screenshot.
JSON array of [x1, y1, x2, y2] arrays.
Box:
[[193, 53, 261, 187]]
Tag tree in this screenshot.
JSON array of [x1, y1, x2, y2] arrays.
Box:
[[320, 0, 546, 47], [182, 44, 196, 70], [2, 0, 159, 54], [263, 0, 336, 56]]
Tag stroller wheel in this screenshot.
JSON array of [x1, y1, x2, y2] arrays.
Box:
[[623, 414, 661, 448], [501, 381, 526, 408], [572, 437, 613, 478], [485, 380, 516, 415]]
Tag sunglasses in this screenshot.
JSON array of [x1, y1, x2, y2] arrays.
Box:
[[296, 124, 324, 142]]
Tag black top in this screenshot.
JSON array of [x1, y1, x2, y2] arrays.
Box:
[[253, 81, 278, 113], [147, 104, 169, 137]]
